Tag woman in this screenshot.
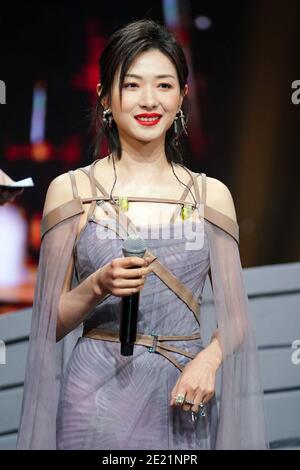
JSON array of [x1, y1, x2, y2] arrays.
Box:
[[17, 19, 268, 450]]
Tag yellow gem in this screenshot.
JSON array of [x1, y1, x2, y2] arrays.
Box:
[[118, 196, 129, 211], [181, 203, 193, 220]]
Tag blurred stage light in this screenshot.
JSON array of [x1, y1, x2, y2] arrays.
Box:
[[162, 0, 180, 27], [30, 81, 47, 144], [194, 16, 212, 31]]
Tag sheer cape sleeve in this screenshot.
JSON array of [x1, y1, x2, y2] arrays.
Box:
[[203, 218, 269, 449], [16, 211, 82, 449]]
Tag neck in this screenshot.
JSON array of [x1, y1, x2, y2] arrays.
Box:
[[111, 150, 171, 182]]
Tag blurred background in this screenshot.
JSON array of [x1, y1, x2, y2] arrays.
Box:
[[1, 0, 300, 312], [0, 0, 300, 450]]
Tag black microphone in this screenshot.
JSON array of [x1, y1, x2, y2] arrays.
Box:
[[120, 235, 147, 356]]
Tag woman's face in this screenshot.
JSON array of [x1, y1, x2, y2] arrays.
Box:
[[98, 49, 188, 145]]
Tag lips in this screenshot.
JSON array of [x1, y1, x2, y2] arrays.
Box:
[[135, 113, 162, 118], [134, 113, 162, 126]]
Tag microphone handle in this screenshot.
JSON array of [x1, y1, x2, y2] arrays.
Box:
[[120, 291, 140, 356]]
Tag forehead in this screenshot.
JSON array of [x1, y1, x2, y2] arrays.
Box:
[[128, 49, 176, 74], [113, 49, 177, 85]]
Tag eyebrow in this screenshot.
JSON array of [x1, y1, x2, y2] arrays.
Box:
[[124, 73, 176, 80]]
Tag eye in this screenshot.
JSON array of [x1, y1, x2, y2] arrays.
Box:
[[158, 83, 172, 89], [123, 82, 138, 88], [123, 82, 172, 89]]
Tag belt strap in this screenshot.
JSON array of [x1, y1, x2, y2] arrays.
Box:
[[82, 328, 201, 373]]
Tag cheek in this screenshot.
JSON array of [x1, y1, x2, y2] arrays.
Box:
[[162, 93, 181, 114], [112, 95, 136, 119]]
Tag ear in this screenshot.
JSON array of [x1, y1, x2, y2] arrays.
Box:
[[96, 83, 110, 108], [96, 83, 102, 96], [179, 83, 189, 108]]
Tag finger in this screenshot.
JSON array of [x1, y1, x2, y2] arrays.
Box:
[[182, 389, 203, 414], [171, 389, 187, 408], [114, 277, 146, 289], [201, 391, 215, 405], [182, 392, 195, 412], [170, 394, 177, 406], [170, 389, 177, 406], [120, 266, 151, 279], [191, 403, 200, 414], [123, 257, 149, 268], [170, 383, 180, 406], [124, 278, 145, 287], [114, 285, 144, 297], [191, 392, 211, 414]]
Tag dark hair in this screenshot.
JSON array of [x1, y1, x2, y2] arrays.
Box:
[[93, 19, 190, 164]]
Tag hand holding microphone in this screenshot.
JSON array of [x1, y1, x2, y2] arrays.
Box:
[[92, 235, 151, 356]]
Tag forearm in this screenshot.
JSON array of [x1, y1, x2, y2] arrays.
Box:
[[194, 329, 223, 370], [57, 270, 108, 342]]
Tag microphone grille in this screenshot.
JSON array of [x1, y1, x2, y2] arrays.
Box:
[[122, 234, 147, 256]]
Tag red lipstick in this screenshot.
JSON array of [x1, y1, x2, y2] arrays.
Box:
[[134, 113, 162, 126]]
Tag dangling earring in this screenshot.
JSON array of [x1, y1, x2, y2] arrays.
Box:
[[173, 108, 188, 140], [103, 108, 113, 128]]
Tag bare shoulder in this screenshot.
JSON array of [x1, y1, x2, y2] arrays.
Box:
[[42, 158, 109, 219], [42, 172, 74, 218], [191, 171, 237, 223], [42, 167, 91, 218]]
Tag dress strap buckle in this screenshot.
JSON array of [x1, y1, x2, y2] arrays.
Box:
[[148, 332, 159, 353]]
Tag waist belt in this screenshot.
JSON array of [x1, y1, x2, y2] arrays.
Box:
[[82, 328, 202, 372]]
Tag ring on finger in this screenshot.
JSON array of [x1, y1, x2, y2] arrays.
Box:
[[183, 399, 195, 406], [175, 393, 186, 405]]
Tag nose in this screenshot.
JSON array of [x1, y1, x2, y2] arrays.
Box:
[[140, 85, 159, 109]]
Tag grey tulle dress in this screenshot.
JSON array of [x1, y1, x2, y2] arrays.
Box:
[[16, 159, 269, 450]]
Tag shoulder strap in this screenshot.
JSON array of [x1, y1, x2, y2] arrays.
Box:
[[41, 198, 84, 239], [181, 167, 201, 206], [200, 173, 206, 204], [205, 205, 239, 243], [41, 170, 84, 239], [169, 173, 195, 224], [68, 170, 79, 199], [195, 172, 239, 244], [79, 165, 98, 220]]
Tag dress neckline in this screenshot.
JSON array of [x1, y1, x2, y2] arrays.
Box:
[[89, 158, 200, 229]]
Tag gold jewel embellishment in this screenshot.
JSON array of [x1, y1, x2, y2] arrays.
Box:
[[117, 196, 129, 212], [181, 203, 194, 221]]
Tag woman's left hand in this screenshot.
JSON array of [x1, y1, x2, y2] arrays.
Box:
[[169, 349, 220, 414]]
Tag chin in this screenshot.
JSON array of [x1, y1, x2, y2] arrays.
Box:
[[130, 130, 164, 142]]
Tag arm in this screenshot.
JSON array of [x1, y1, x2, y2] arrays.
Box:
[[43, 173, 108, 342], [194, 178, 239, 368], [56, 251, 108, 342]]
